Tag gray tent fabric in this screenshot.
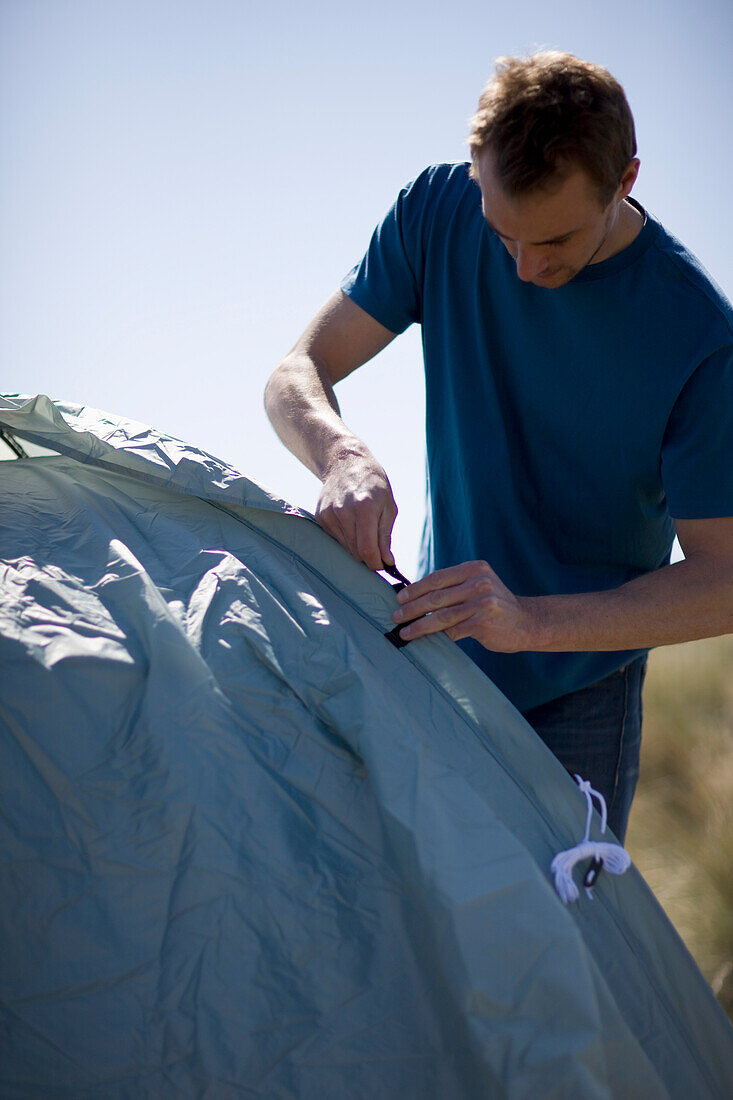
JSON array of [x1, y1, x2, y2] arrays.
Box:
[[0, 394, 731, 1099]]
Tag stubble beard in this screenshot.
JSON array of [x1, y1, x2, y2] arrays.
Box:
[[538, 205, 618, 288]]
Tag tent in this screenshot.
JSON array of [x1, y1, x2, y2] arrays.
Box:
[[1, 394, 731, 1098]]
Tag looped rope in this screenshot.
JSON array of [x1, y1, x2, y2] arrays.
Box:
[[550, 775, 631, 904], [574, 775, 607, 839]]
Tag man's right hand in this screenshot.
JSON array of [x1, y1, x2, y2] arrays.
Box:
[[316, 453, 398, 572]]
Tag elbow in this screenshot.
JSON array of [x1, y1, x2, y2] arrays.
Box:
[[263, 358, 291, 423]]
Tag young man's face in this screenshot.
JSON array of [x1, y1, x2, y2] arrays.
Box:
[[475, 148, 630, 288]]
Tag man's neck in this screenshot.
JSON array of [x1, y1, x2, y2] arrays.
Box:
[[593, 198, 645, 265]]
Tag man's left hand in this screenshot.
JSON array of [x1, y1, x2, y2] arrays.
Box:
[[392, 560, 535, 652]]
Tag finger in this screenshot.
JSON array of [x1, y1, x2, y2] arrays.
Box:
[[354, 528, 383, 572], [398, 603, 476, 642], [354, 515, 385, 572], [377, 504, 397, 568], [327, 495, 383, 571], [393, 578, 482, 624], [444, 616, 481, 642], [395, 561, 488, 605], [316, 505, 359, 561], [319, 499, 383, 570]]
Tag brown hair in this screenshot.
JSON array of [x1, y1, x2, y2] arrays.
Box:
[[468, 51, 637, 204]]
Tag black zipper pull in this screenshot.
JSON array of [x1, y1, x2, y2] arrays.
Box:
[[379, 562, 412, 592], [380, 562, 416, 648]]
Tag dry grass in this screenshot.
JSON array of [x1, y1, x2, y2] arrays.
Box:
[[626, 634, 733, 1019]]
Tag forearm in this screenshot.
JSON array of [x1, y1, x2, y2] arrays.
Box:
[[264, 353, 372, 481], [265, 352, 398, 568], [394, 540, 733, 652], [527, 555, 733, 651]]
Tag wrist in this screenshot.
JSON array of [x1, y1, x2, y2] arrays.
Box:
[[320, 438, 376, 482], [518, 595, 556, 651]]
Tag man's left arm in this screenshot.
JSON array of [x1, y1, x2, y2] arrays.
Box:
[[391, 515, 733, 652]]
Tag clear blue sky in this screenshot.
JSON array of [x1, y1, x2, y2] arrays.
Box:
[[2, 0, 731, 571]]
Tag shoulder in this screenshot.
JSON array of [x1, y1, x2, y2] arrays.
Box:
[[398, 162, 479, 210], [646, 216, 733, 340], [395, 162, 483, 252]]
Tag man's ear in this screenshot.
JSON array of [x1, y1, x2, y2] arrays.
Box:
[[618, 157, 640, 201]]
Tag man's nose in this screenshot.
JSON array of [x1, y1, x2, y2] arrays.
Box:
[[515, 244, 547, 282]]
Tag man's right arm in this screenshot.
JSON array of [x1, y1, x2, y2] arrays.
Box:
[[264, 289, 399, 570]]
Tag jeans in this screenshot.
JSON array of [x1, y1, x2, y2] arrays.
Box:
[[521, 655, 647, 843]]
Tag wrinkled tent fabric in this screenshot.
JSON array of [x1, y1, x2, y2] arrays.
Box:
[[0, 395, 731, 1100]]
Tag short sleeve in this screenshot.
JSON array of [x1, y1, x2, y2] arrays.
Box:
[[340, 170, 432, 335], [661, 345, 733, 518]]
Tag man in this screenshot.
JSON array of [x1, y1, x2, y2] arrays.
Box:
[[264, 52, 733, 841]]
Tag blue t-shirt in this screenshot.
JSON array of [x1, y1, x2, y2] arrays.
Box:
[[340, 163, 733, 711]]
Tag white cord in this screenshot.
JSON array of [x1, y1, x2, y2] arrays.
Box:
[[550, 775, 631, 904]]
